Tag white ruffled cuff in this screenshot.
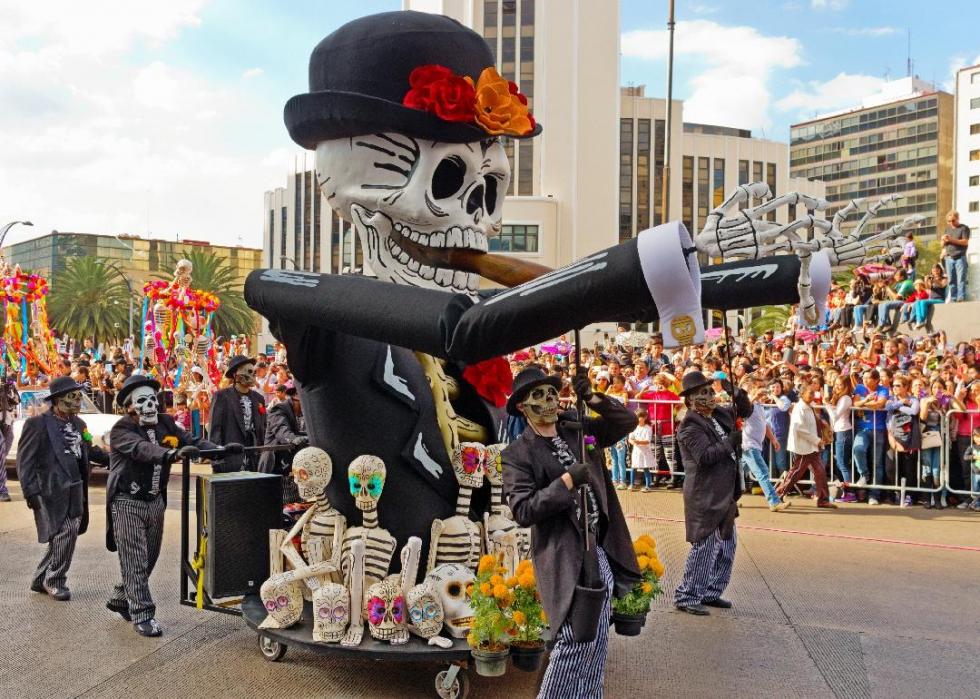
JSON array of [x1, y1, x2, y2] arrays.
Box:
[[636, 222, 704, 348]]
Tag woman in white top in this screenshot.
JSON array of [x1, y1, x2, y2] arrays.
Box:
[[777, 387, 835, 508], [825, 376, 858, 500]]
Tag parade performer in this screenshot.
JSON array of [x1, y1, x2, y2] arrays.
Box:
[[673, 371, 752, 616], [258, 382, 308, 503], [17, 377, 108, 600], [209, 355, 266, 472], [104, 375, 234, 636], [501, 366, 640, 698]]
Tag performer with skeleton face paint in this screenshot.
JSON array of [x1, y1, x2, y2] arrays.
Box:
[[105, 375, 233, 636], [673, 371, 753, 616], [17, 377, 108, 601], [209, 355, 266, 473]]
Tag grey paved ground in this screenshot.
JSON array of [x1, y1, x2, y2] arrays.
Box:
[[1, 471, 978, 699]]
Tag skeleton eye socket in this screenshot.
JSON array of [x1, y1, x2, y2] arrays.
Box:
[[332, 605, 347, 621], [265, 600, 278, 612], [432, 155, 466, 199], [424, 603, 439, 619], [410, 607, 424, 622], [446, 582, 462, 599], [317, 606, 330, 618], [484, 175, 499, 215], [277, 595, 289, 607], [348, 476, 360, 495]]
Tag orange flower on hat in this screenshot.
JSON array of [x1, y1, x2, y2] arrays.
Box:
[[471, 67, 535, 137]]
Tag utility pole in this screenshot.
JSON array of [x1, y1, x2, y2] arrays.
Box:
[[660, 0, 676, 223]]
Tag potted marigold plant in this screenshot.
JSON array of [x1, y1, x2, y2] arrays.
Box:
[[467, 554, 513, 677], [508, 559, 548, 672], [611, 534, 664, 636]]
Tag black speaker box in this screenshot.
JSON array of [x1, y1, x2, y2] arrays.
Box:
[[198, 472, 281, 599]]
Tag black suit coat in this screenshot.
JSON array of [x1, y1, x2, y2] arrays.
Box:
[[676, 391, 753, 543], [16, 412, 105, 543], [209, 387, 266, 471], [501, 394, 641, 632], [258, 399, 303, 475]]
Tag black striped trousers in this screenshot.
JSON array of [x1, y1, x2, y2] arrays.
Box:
[[32, 515, 81, 589], [109, 495, 166, 624], [674, 525, 737, 607]]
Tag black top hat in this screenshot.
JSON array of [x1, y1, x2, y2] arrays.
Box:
[[225, 355, 257, 379], [116, 374, 161, 407], [46, 376, 86, 401], [679, 370, 713, 397], [506, 365, 562, 417], [285, 11, 541, 149]]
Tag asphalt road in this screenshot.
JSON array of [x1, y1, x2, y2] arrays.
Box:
[[1, 475, 978, 699]]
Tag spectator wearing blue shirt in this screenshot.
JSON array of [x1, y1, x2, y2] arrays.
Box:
[[741, 378, 790, 512], [852, 369, 891, 505], [764, 379, 792, 475]]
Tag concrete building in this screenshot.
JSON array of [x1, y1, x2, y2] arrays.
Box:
[[789, 77, 954, 238], [953, 62, 980, 300]]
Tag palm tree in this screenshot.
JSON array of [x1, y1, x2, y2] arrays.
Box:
[[47, 256, 134, 344], [748, 304, 792, 335], [157, 249, 255, 338]]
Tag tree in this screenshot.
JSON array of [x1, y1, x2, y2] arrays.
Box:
[[157, 249, 255, 338], [748, 304, 792, 335], [47, 256, 134, 344]]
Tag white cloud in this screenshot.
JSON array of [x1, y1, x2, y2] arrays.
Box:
[[944, 54, 980, 92], [622, 20, 802, 132], [811, 0, 848, 9], [831, 26, 899, 37], [776, 72, 888, 115], [242, 67, 264, 79]]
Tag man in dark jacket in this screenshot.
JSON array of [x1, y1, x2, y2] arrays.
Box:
[[17, 377, 108, 600], [209, 356, 266, 472], [105, 375, 231, 636], [502, 365, 641, 698], [258, 383, 307, 502], [673, 370, 752, 615]]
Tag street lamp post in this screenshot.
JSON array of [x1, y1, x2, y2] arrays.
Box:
[[0, 220, 34, 251], [280, 256, 299, 269], [114, 234, 139, 341]]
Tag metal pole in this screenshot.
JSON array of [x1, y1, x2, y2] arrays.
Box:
[[660, 0, 676, 223], [0, 220, 34, 250]]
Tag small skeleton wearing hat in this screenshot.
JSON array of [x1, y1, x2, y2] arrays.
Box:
[[209, 355, 266, 472]]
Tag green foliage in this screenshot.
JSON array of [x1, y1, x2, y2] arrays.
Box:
[[748, 304, 792, 335], [157, 249, 254, 338], [47, 256, 134, 344], [510, 560, 546, 644], [611, 570, 662, 616], [467, 556, 514, 651]]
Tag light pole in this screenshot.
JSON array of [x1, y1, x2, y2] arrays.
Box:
[[280, 255, 299, 269], [660, 0, 675, 223], [0, 220, 33, 250], [114, 234, 139, 340]]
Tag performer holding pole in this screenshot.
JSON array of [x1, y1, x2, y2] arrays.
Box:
[[209, 356, 266, 472]]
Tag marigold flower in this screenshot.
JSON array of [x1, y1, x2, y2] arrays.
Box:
[[493, 584, 509, 599], [512, 610, 527, 625], [472, 67, 535, 136], [518, 573, 535, 588], [641, 582, 653, 595], [651, 559, 665, 578], [637, 555, 650, 570], [506, 576, 519, 588], [490, 574, 504, 587], [480, 582, 492, 596], [478, 555, 496, 574]]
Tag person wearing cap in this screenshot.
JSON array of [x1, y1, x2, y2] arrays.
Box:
[[16, 376, 109, 600], [502, 365, 640, 696], [258, 382, 308, 503], [105, 374, 229, 636], [673, 370, 752, 616], [209, 355, 266, 472]]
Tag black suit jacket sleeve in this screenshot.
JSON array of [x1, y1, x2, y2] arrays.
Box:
[[265, 403, 299, 445], [583, 393, 639, 448], [109, 421, 171, 464], [678, 418, 735, 471], [501, 454, 578, 529], [208, 392, 228, 445], [15, 417, 45, 500]]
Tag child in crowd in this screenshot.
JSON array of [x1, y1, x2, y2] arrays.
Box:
[[628, 410, 655, 492], [173, 392, 192, 431], [638, 373, 681, 486], [964, 427, 980, 512], [901, 232, 917, 277]]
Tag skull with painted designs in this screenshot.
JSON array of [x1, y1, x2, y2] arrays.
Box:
[[365, 576, 406, 642], [312, 582, 350, 643], [348, 455, 386, 512]]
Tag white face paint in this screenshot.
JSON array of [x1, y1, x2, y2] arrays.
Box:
[[315, 133, 511, 296], [128, 386, 159, 426]]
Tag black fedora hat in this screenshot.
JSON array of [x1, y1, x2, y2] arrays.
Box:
[[506, 365, 562, 417], [679, 370, 713, 397], [284, 10, 541, 149], [225, 355, 257, 379], [116, 374, 161, 407], [46, 376, 86, 401]]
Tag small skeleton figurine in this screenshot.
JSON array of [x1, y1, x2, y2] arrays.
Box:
[[426, 443, 485, 574], [482, 443, 530, 575]]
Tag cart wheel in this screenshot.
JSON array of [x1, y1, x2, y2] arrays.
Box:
[[434, 667, 469, 699], [258, 634, 287, 662]]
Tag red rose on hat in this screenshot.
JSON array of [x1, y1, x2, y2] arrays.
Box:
[[403, 65, 476, 124]]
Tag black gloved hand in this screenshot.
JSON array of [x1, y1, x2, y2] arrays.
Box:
[[178, 445, 201, 461], [727, 430, 743, 452], [223, 442, 245, 455], [566, 461, 591, 487], [291, 436, 309, 448], [26, 494, 42, 511], [164, 448, 179, 464], [572, 374, 593, 402]]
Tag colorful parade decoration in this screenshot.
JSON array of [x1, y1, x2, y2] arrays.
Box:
[[2, 264, 57, 383]]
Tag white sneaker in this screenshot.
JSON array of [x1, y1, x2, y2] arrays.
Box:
[[856, 476, 868, 487], [957, 502, 969, 509], [868, 497, 880, 506]]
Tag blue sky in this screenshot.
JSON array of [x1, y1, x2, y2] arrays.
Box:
[[1, 0, 977, 248]]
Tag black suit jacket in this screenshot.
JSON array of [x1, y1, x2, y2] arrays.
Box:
[[209, 387, 266, 471], [258, 399, 303, 474], [16, 412, 106, 543]]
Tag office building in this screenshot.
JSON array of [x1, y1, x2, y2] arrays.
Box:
[[954, 62, 980, 233], [789, 77, 954, 238]]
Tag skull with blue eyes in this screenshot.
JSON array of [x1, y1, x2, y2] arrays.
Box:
[[348, 454, 386, 511], [406, 580, 445, 639]]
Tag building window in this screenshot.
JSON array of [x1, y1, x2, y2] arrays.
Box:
[[490, 224, 539, 252], [268, 209, 275, 266], [973, 71, 980, 84], [501, 0, 516, 81], [971, 97, 980, 110], [971, 123, 980, 135], [280, 207, 287, 262], [483, 0, 498, 63], [766, 163, 777, 221], [637, 119, 651, 232], [503, 137, 516, 195], [619, 119, 634, 242], [682, 156, 694, 235], [970, 201, 980, 213], [712, 158, 725, 209], [752, 161, 763, 186], [970, 175, 979, 187], [971, 150, 980, 161], [518, 141, 533, 195], [697, 156, 709, 233], [738, 160, 749, 210], [653, 119, 665, 226]]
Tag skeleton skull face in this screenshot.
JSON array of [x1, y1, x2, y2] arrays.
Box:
[[426, 563, 475, 638], [234, 362, 256, 389], [348, 455, 386, 511], [54, 390, 83, 416], [128, 386, 159, 426], [258, 575, 304, 629], [366, 576, 406, 642], [292, 447, 333, 501], [175, 259, 193, 287], [520, 384, 559, 425], [406, 581, 445, 639], [452, 443, 485, 490], [315, 133, 511, 296], [312, 582, 349, 643], [482, 443, 504, 487]]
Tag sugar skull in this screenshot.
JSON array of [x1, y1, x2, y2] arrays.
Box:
[[312, 582, 350, 643], [426, 563, 475, 639], [406, 580, 445, 639], [365, 576, 406, 642], [127, 385, 159, 426], [258, 575, 304, 629], [54, 389, 83, 417], [292, 446, 333, 501], [451, 442, 485, 490], [348, 455, 386, 511], [234, 362, 256, 389], [520, 384, 559, 425], [482, 443, 503, 487]]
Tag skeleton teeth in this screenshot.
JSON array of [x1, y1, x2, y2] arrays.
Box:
[[453, 271, 469, 288], [463, 229, 474, 249], [474, 232, 488, 252], [435, 268, 454, 286], [409, 231, 420, 242], [429, 232, 446, 248], [407, 258, 420, 272], [419, 265, 436, 280], [391, 242, 403, 257], [397, 250, 410, 264], [447, 227, 463, 248]]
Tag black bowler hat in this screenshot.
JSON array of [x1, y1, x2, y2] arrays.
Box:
[[284, 10, 542, 149], [679, 371, 713, 397], [116, 374, 161, 407], [225, 355, 257, 379], [46, 376, 86, 401], [506, 365, 562, 417]]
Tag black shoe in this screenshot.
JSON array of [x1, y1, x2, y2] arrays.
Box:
[[0, 492, 11, 502], [106, 599, 132, 621], [29, 580, 46, 594], [675, 603, 710, 616], [45, 586, 71, 601], [702, 597, 733, 608], [134, 619, 163, 637]]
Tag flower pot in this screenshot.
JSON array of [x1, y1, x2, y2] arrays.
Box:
[[611, 612, 646, 636], [472, 647, 510, 677], [510, 641, 546, 672]]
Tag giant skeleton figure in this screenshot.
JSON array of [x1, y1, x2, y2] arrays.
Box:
[[245, 11, 881, 583]]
